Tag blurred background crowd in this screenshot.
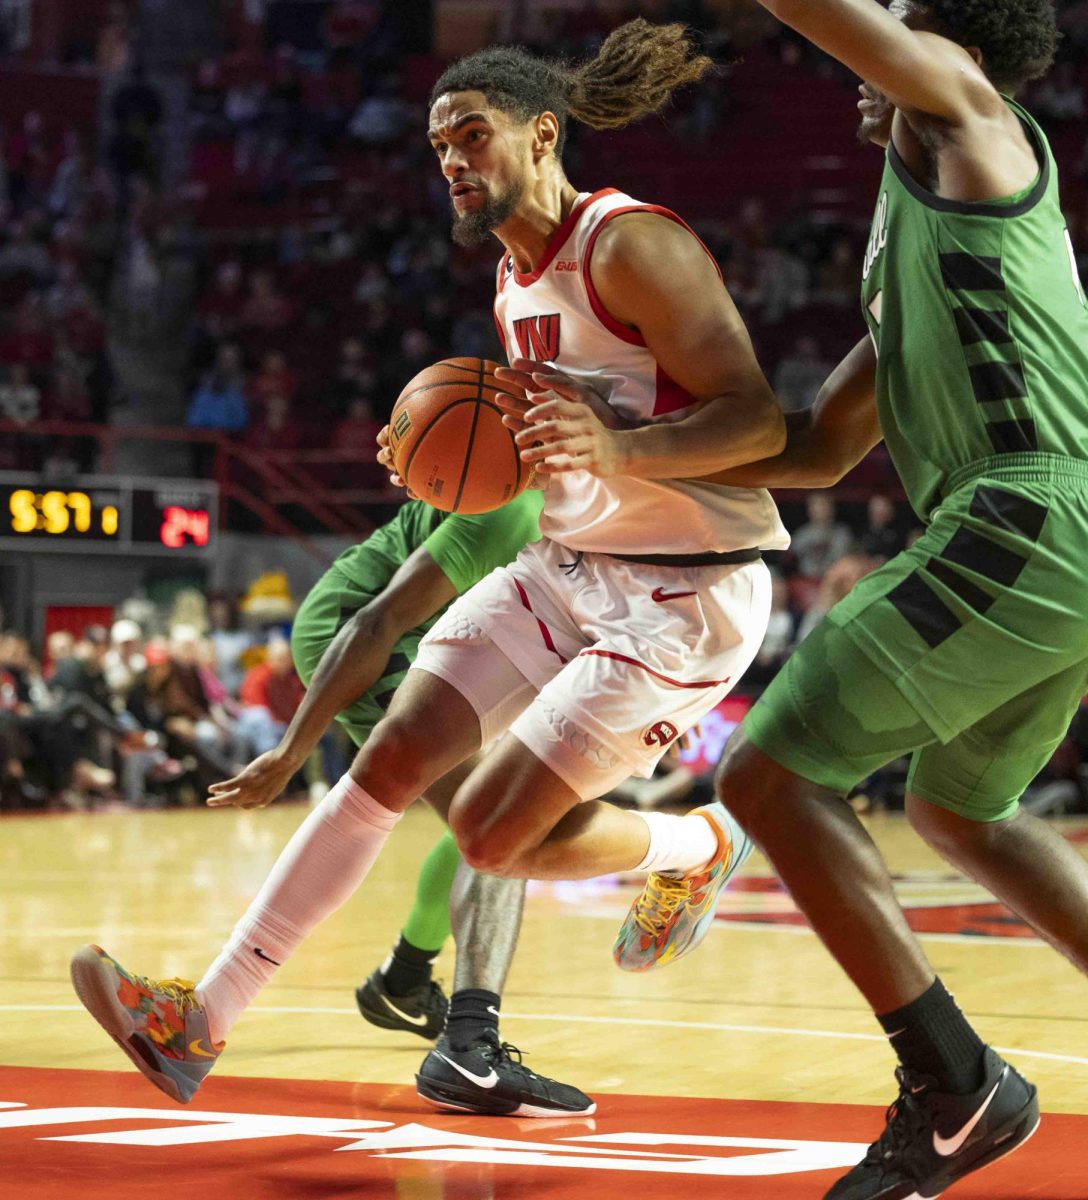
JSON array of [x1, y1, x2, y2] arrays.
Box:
[[2, 0, 1088, 811]]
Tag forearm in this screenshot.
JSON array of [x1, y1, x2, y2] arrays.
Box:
[[613, 392, 786, 480], [702, 411, 850, 488], [275, 613, 397, 768]]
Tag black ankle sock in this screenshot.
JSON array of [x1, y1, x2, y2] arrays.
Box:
[[381, 935, 437, 997], [445, 989, 501, 1051], [877, 977, 987, 1094]]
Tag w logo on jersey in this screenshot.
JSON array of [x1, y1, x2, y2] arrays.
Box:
[[642, 720, 679, 748], [513, 313, 561, 362]]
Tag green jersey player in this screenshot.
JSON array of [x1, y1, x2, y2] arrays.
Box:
[[625, 2, 1088, 1197]]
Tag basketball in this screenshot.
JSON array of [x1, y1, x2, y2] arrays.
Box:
[[387, 356, 531, 514]]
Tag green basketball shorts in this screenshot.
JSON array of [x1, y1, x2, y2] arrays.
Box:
[[744, 454, 1088, 821], [290, 564, 425, 749]]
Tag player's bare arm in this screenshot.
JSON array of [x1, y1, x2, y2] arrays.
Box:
[[504, 212, 786, 478], [759, 0, 993, 122], [207, 547, 457, 810], [703, 336, 883, 489], [758, 0, 1039, 201]]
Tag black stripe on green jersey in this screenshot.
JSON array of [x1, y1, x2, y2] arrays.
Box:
[[939, 253, 1006, 293], [986, 418, 1039, 453], [969, 484, 1049, 541], [885, 484, 1047, 648], [968, 360, 1027, 404], [953, 308, 1012, 346]]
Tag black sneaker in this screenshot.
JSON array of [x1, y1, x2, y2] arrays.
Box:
[[355, 968, 447, 1041], [825, 1047, 1039, 1199], [416, 1035, 596, 1117]]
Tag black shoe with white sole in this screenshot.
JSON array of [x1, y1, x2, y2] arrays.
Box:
[[416, 1034, 596, 1117], [824, 1047, 1039, 1200], [355, 968, 447, 1041]]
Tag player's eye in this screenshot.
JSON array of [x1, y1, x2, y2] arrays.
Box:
[[433, 142, 447, 155]]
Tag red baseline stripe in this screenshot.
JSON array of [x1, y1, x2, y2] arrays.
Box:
[[579, 648, 729, 690], [513, 578, 567, 664]]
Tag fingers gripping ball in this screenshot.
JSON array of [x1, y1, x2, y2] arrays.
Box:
[[388, 357, 533, 514]]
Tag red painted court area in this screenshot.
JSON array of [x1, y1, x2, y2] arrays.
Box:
[[2, 1067, 1084, 1199]]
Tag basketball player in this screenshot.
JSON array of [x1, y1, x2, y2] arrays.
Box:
[[70, 19, 787, 1115], [620, 2, 1088, 1197]]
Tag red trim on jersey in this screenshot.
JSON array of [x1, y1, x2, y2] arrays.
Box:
[[513, 578, 567, 664], [513, 188, 619, 287], [579, 648, 729, 689], [581, 203, 725, 349], [653, 362, 699, 416]]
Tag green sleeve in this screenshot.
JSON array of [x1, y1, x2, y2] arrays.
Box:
[[422, 491, 544, 595]]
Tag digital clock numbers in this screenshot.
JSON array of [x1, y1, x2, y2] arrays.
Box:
[[0, 474, 217, 555]]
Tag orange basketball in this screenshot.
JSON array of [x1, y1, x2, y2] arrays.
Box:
[[387, 356, 532, 514]]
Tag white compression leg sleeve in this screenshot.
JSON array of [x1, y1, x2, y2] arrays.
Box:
[[196, 773, 402, 1043]]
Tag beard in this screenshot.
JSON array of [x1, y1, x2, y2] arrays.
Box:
[[857, 89, 894, 147], [450, 180, 524, 247]]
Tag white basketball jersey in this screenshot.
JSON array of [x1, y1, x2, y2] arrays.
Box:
[[494, 188, 789, 555]]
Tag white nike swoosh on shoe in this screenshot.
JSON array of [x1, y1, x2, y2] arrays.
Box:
[[436, 1052, 500, 1089], [379, 993, 429, 1027], [932, 1071, 1005, 1157]]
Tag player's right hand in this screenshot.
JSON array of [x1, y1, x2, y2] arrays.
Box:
[[376, 424, 418, 497], [207, 750, 296, 810]]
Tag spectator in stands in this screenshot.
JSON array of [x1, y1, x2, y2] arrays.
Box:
[[237, 637, 306, 756], [105, 618, 146, 706], [1034, 60, 1085, 123], [815, 235, 861, 305], [0, 217, 53, 282], [244, 389, 301, 452], [334, 393, 381, 457], [206, 593, 251, 696], [249, 349, 297, 409], [796, 552, 878, 645], [155, 624, 246, 783], [791, 494, 854, 578], [0, 364, 41, 421], [187, 341, 248, 435], [240, 269, 297, 333], [861, 494, 906, 562], [199, 259, 247, 341], [0, 294, 55, 370], [772, 335, 829, 413], [347, 76, 411, 144], [747, 571, 796, 687]]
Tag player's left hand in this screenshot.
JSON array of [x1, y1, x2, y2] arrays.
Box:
[[495, 359, 629, 476], [207, 750, 297, 810]]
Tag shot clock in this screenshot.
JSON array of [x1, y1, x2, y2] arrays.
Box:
[[0, 474, 217, 555]]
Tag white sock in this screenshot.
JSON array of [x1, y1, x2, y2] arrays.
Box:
[[634, 810, 718, 875], [196, 773, 402, 1043]]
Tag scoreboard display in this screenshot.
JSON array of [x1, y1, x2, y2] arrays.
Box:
[[0, 474, 217, 555]]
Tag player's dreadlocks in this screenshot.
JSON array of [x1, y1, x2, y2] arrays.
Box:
[[919, 0, 1059, 92], [429, 19, 713, 158]]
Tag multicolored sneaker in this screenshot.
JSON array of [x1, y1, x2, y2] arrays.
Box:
[[70, 944, 223, 1104], [355, 968, 448, 1041], [613, 801, 752, 971], [417, 1035, 596, 1117]]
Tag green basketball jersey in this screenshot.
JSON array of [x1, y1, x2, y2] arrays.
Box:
[[329, 489, 544, 616], [860, 98, 1088, 520]]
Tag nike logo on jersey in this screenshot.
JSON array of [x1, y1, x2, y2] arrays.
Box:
[[651, 587, 697, 603], [379, 994, 429, 1027], [932, 1073, 1005, 1157], [253, 947, 281, 966], [436, 1052, 500, 1089]]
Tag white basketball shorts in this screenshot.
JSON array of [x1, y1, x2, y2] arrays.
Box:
[[412, 537, 772, 800]]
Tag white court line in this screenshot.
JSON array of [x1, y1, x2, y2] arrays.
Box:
[[7, 1005, 1087, 1068]]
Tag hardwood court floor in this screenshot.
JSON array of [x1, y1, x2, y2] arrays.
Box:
[[2, 802, 1087, 1198]]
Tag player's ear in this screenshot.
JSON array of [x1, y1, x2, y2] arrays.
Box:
[[532, 112, 560, 161], [965, 45, 983, 71]]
